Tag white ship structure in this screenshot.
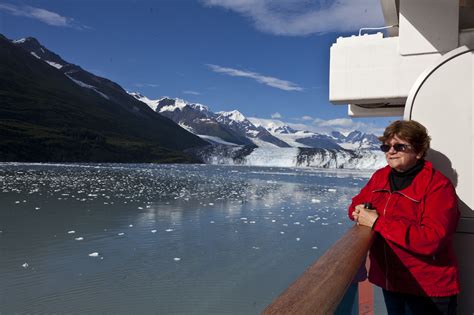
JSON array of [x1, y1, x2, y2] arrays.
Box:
[[329, 0, 473, 312]]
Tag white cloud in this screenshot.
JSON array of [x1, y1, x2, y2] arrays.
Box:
[[315, 118, 355, 128], [201, 0, 383, 36], [183, 90, 201, 95], [207, 64, 303, 91], [312, 118, 384, 134], [0, 3, 87, 29], [281, 117, 383, 135], [271, 112, 282, 119], [250, 115, 383, 135]]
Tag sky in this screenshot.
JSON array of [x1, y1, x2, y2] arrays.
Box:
[[0, 0, 398, 135]]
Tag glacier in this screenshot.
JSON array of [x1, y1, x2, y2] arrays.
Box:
[[193, 145, 386, 170]]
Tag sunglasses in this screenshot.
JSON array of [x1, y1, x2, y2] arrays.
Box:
[[380, 143, 411, 153]]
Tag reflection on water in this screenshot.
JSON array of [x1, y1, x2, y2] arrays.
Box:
[[0, 163, 371, 314]]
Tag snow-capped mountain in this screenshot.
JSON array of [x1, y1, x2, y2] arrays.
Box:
[[130, 94, 290, 147], [330, 131, 380, 150], [215, 110, 290, 148], [130, 93, 381, 152], [13, 37, 66, 70], [128, 92, 160, 111], [249, 117, 380, 150]]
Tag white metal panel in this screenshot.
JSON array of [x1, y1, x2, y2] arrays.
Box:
[[405, 47, 473, 215], [399, 0, 459, 55], [348, 104, 404, 117], [330, 34, 440, 105], [404, 46, 473, 315]]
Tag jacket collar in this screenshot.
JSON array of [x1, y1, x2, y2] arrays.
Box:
[[373, 160, 434, 202]]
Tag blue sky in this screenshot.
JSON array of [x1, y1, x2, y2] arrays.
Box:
[[0, 0, 396, 134]]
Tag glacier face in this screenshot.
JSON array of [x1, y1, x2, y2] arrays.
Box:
[[193, 145, 386, 170]]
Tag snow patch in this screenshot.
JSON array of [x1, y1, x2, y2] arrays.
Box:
[[30, 52, 41, 59], [45, 60, 63, 69], [65, 74, 110, 100], [198, 135, 239, 146]]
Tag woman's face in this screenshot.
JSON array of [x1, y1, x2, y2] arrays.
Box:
[[384, 135, 422, 172]]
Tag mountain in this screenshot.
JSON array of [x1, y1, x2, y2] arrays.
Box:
[[0, 35, 207, 163], [130, 94, 290, 148], [330, 131, 380, 150], [249, 117, 380, 150], [153, 97, 252, 146], [215, 110, 290, 148], [131, 93, 381, 152]]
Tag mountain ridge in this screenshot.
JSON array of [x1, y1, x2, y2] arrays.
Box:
[[131, 93, 381, 151], [0, 35, 207, 163]]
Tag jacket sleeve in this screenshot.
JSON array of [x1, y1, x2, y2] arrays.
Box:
[[348, 175, 376, 221], [373, 179, 460, 256]]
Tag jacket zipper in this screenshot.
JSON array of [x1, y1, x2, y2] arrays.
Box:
[[378, 190, 421, 289], [382, 191, 392, 290], [373, 187, 422, 289]]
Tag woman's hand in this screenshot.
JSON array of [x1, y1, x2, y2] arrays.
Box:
[[352, 204, 379, 228]]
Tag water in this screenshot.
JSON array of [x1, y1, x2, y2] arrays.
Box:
[[0, 163, 373, 314]]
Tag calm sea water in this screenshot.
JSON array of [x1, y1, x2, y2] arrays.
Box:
[[0, 163, 375, 314]]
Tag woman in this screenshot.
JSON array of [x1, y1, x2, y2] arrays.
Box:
[[350, 120, 460, 315]]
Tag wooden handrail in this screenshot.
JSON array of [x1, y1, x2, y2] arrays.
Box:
[[263, 225, 375, 315]]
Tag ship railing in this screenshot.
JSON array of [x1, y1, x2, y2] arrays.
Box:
[[263, 225, 375, 315]]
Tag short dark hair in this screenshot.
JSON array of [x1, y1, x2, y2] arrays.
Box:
[[378, 120, 431, 158]]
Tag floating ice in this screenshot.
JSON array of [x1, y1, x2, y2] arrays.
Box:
[[296, 238, 301, 241], [151, 230, 157, 233], [129, 224, 133, 228], [88, 252, 99, 257], [35, 207, 40, 210], [328, 189, 337, 192], [22, 262, 29, 268], [312, 246, 318, 250], [208, 203, 214, 206], [311, 199, 321, 203], [210, 221, 215, 224], [118, 232, 125, 236], [280, 231, 285, 234], [165, 229, 174, 232], [67, 230, 76, 234], [75, 237, 84, 241], [173, 257, 181, 261]]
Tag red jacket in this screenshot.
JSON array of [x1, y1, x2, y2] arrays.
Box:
[[349, 161, 460, 297]]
